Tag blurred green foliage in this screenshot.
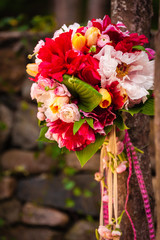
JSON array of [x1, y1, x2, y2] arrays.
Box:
[[0, 14, 56, 32], [0, 0, 158, 31]]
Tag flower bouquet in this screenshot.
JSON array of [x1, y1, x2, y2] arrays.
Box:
[[26, 15, 155, 240]]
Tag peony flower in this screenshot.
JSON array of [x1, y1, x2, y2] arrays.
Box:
[[98, 225, 112, 239], [94, 45, 154, 101], [85, 27, 101, 47], [38, 31, 82, 82], [46, 120, 95, 151], [82, 107, 116, 135], [59, 103, 80, 123]]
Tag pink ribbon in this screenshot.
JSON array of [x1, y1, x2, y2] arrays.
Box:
[[125, 130, 155, 240]]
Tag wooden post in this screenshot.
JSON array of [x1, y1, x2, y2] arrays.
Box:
[[154, 3, 160, 239], [111, 1, 155, 239]]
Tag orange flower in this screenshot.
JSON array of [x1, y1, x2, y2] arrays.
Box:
[[26, 63, 38, 77], [72, 33, 86, 51], [99, 88, 112, 108], [85, 27, 101, 47]]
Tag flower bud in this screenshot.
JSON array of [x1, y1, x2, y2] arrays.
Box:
[[116, 161, 127, 174], [85, 27, 100, 47], [26, 63, 38, 77], [72, 33, 86, 51], [37, 111, 45, 121], [94, 172, 103, 182], [99, 88, 112, 108]]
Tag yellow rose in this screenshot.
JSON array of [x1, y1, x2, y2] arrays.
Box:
[[85, 27, 101, 47], [99, 88, 112, 108], [26, 63, 38, 77], [72, 33, 86, 51]]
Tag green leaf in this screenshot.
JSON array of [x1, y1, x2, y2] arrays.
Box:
[[63, 75, 102, 112], [85, 118, 94, 129], [120, 97, 154, 116], [141, 98, 154, 116], [37, 126, 55, 143], [114, 114, 128, 130], [76, 134, 106, 167], [104, 125, 113, 135], [73, 118, 85, 135], [120, 106, 142, 116], [132, 45, 146, 51]]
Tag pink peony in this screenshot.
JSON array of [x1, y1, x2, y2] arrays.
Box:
[[46, 119, 95, 151], [82, 107, 116, 135]]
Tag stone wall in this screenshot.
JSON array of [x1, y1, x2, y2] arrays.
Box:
[[0, 31, 101, 240], [0, 31, 156, 240]]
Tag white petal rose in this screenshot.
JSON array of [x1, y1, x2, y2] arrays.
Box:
[[59, 103, 80, 123]]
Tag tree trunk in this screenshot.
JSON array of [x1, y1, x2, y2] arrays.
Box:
[[111, 1, 155, 239], [154, 4, 160, 239], [53, 0, 81, 27], [86, 0, 110, 20]]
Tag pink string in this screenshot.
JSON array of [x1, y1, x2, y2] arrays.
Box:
[[103, 202, 109, 225], [124, 132, 137, 240], [125, 130, 155, 240]]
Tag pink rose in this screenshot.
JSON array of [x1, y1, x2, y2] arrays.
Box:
[[59, 103, 80, 123], [98, 225, 112, 239], [54, 84, 71, 97]]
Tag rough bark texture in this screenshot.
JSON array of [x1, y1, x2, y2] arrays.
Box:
[[154, 5, 160, 239], [111, 1, 155, 239]]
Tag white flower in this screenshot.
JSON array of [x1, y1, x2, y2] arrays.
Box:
[[53, 23, 80, 39], [33, 40, 45, 65], [94, 45, 154, 100], [59, 103, 80, 123]]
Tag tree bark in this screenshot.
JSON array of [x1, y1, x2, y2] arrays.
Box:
[[86, 0, 110, 20], [154, 4, 160, 239], [53, 0, 81, 27], [111, 1, 155, 239]]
